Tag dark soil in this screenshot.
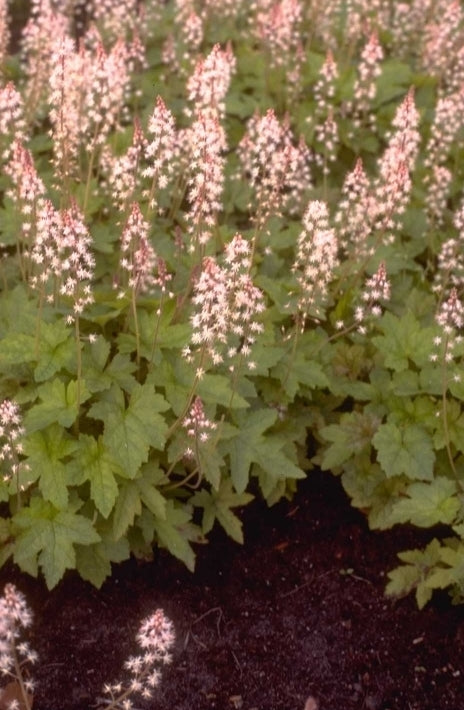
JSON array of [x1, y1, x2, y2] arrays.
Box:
[[1, 470, 464, 710]]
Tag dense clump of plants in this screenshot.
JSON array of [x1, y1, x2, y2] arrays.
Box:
[[1, 0, 464, 608]]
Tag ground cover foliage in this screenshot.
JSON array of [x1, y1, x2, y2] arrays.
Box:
[[1, 0, 464, 609]]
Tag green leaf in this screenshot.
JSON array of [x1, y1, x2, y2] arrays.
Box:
[[105, 353, 138, 392], [34, 319, 76, 381], [121, 305, 190, 359], [388, 478, 459, 527], [320, 411, 380, 470], [386, 539, 442, 609], [0, 333, 37, 369], [24, 378, 91, 432], [135, 463, 167, 519], [153, 500, 196, 571], [0, 284, 37, 336], [372, 421, 435, 480], [13, 498, 100, 589], [22, 424, 78, 509], [75, 534, 130, 588], [192, 479, 254, 543], [197, 444, 224, 490], [89, 383, 169, 478], [75, 435, 123, 518], [80, 337, 112, 393], [433, 399, 464, 453], [372, 312, 435, 373], [112, 481, 142, 539], [375, 60, 413, 106], [271, 350, 329, 400], [228, 409, 278, 492], [197, 373, 249, 409]]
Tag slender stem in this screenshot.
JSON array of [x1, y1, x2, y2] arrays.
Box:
[[280, 319, 300, 393], [83, 128, 100, 215], [11, 644, 32, 710], [74, 317, 82, 434], [34, 291, 44, 359], [149, 293, 165, 365], [131, 287, 141, 368], [164, 464, 202, 492], [441, 340, 458, 480], [166, 348, 207, 440]]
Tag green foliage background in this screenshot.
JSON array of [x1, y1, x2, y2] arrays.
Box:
[[1, 1, 464, 609]]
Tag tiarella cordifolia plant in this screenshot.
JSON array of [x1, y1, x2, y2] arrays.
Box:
[[4, 0, 464, 612], [0, 584, 173, 710], [98, 608, 175, 710], [0, 584, 37, 710]]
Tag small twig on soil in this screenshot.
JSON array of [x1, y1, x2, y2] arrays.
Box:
[[230, 649, 243, 677], [184, 607, 224, 650], [280, 571, 333, 599]]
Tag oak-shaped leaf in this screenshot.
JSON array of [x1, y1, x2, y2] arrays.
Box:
[[22, 424, 78, 509], [75, 525, 130, 588], [13, 497, 100, 589], [372, 311, 434, 372], [388, 478, 459, 528], [192, 479, 254, 543], [24, 378, 91, 432], [372, 421, 435, 480], [320, 411, 380, 471], [153, 500, 197, 571], [88, 383, 169, 478], [34, 319, 76, 382], [111, 464, 167, 540], [386, 539, 442, 609], [72, 435, 126, 518]]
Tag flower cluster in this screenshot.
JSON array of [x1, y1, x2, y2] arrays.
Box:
[[21, 0, 70, 115], [435, 200, 464, 297], [103, 120, 147, 211], [313, 50, 338, 121], [0, 0, 9, 65], [5, 140, 46, 263], [118, 202, 159, 297], [0, 401, 25, 484], [58, 203, 95, 323], [187, 234, 265, 371], [101, 609, 174, 710], [143, 96, 177, 211], [373, 88, 420, 239], [253, 0, 303, 70], [186, 43, 236, 118], [238, 109, 311, 227], [293, 200, 339, 324], [421, 0, 463, 80], [349, 31, 384, 127], [334, 158, 375, 259], [342, 0, 390, 43], [83, 36, 131, 151], [431, 288, 464, 369], [48, 35, 87, 183], [424, 89, 464, 173], [0, 584, 37, 696], [390, 1, 427, 58], [183, 396, 217, 458], [162, 0, 203, 75], [90, 0, 153, 44], [0, 83, 27, 161], [354, 262, 391, 334], [185, 110, 227, 250], [425, 165, 452, 227], [314, 107, 338, 175]]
